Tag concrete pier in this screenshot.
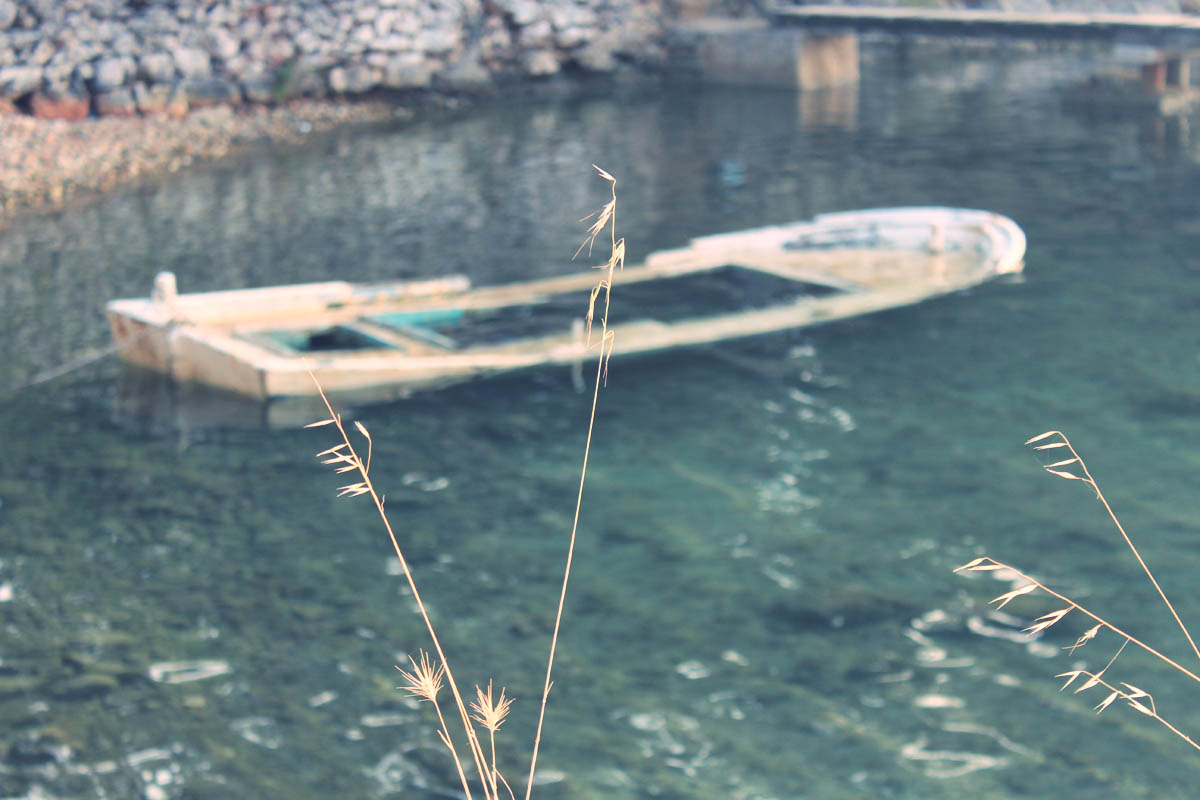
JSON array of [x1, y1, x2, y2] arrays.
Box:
[[669, 19, 859, 90]]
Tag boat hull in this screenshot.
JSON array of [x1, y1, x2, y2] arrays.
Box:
[[106, 207, 1025, 402]]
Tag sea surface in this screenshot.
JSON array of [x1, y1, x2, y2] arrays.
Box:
[[2, 41, 1200, 800]]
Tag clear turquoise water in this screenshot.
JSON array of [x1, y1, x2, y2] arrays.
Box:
[[3, 45, 1200, 799]]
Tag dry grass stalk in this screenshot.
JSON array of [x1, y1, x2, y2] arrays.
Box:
[[956, 431, 1200, 753], [525, 164, 624, 798], [307, 400, 494, 799], [308, 166, 625, 800]]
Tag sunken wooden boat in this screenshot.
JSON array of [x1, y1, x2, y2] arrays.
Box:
[[107, 207, 1025, 401]]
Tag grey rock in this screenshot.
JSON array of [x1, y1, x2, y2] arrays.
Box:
[[374, 9, 399, 37], [521, 48, 560, 76], [326, 65, 347, 93], [133, 82, 173, 114], [6, 30, 37, 52], [457, 0, 483, 17], [267, 37, 296, 64], [0, 64, 42, 96], [381, 54, 431, 89], [132, 6, 177, 36], [290, 67, 326, 97], [138, 52, 175, 84], [335, 63, 378, 94], [371, 33, 411, 52], [94, 86, 137, 117], [418, 27, 461, 54], [172, 46, 211, 79], [40, 63, 72, 91], [0, 1, 16, 31], [391, 11, 420, 36], [27, 38, 55, 65], [237, 18, 262, 42], [437, 54, 491, 91], [555, 25, 592, 49], [113, 31, 140, 56], [87, 0, 120, 18], [205, 26, 239, 61], [223, 54, 250, 79], [72, 62, 93, 83], [91, 20, 118, 44], [479, 18, 514, 62], [181, 76, 240, 107], [293, 29, 322, 54], [518, 19, 553, 47], [240, 71, 276, 104], [13, 5, 37, 29], [497, 0, 543, 26], [92, 56, 133, 91], [202, 4, 230, 26], [574, 33, 620, 73], [552, 5, 597, 31], [551, 6, 598, 48]]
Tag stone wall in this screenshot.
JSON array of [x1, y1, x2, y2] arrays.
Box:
[[0, 0, 664, 119]]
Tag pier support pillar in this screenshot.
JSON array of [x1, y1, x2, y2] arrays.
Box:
[[798, 33, 859, 90], [1142, 61, 1167, 95], [1167, 55, 1190, 89]]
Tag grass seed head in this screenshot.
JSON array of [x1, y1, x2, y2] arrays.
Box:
[[396, 650, 445, 703], [471, 681, 513, 733]]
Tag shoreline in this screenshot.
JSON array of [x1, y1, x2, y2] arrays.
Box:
[[0, 96, 426, 229], [0, 74, 662, 231]]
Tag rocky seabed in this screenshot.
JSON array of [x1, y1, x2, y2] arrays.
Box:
[[0, 0, 663, 120]]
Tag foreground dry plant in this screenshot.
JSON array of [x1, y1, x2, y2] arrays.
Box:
[[306, 166, 625, 800], [956, 431, 1200, 752]]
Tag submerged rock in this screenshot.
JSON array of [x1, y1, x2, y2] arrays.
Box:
[[0, 674, 39, 696], [147, 659, 231, 684], [51, 671, 119, 699]]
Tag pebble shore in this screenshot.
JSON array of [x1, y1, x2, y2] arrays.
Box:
[[0, 98, 415, 225]]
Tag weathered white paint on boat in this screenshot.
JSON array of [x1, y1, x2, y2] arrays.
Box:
[[106, 207, 1025, 401]]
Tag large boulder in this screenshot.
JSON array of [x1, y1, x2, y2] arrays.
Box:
[[326, 64, 380, 94], [180, 77, 240, 107], [437, 53, 492, 90], [133, 82, 173, 114], [239, 71, 276, 104], [0, 64, 42, 96], [574, 30, 622, 73], [0, 1, 16, 31], [343, 63, 380, 93], [138, 52, 175, 84], [92, 56, 134, 91], [521, 48, 560, 76], [495, 0, 543, 26], [172, 46, 212, 80], [94, 86, 138, 117], [381, 54, 431, 89], [205, 26, 240, 61]]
